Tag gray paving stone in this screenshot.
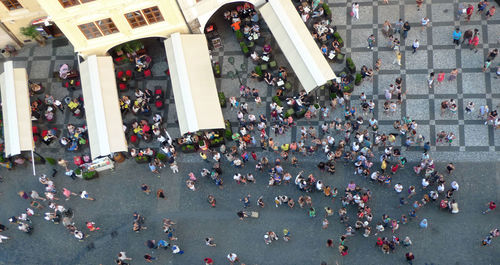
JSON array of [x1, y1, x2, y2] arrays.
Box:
[[462, 72, 486, 94], [406, 98, 430, 120], [432, 49, 457, 69], [463, 124, 490, 146]]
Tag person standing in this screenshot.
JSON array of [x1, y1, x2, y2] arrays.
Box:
[[487, 48, 498, 61], [352, 3, 360, 20], [367, 34, 376, 50], [477, 1, 489, 15], [466, 4, 474, 21], [402, 21, 411, 39], [452, 28, 462, 46], [393, 51, 402, 66], [394, 19, 403, 34], [469, 32, 480, 53], [227, 253, 240, 264], [412, 39, 420, 54], [421, 17, 430, 31], [405, 252, 415, 264]]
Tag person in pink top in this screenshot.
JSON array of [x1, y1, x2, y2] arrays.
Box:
[[469, 33, 480, 53], [486, 6, 496, 19], [437, 72, 445, 85]]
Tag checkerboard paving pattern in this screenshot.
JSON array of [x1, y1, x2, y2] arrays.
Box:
[[1, 0, 499, 160]]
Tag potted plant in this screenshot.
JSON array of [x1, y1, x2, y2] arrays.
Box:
[[135, 156, 150, 164], [213, 62, 221, 78], [156, 153, 167, 162], [284, 108, 294, 118], [235, 30, 244, 41], [45, 157, 57, 165], [218, 92, 227, 108], [333, 32, 344, 48], [295, 109, 307, 119], [20, 26, 45, 46], [314, 103, 320, 109], [346, 57, 356, 74], [330, 92, 337, 100], [75, 168, 83, 178], [242, 45, 250, 57], [343, 83, 354, 93], [355, 73, 363, 86], [180, 144, 196, 153], [225, 120, 233, 140], [272, 95, 283, 107], [322, 3, 332, 19], [254, 66, 263, 81], [83, 170, 98, 180]]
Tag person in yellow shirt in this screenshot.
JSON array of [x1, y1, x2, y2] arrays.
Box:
[[393, 51, 402, 66]]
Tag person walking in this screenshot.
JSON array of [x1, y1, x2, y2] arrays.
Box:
[[393, 51, 402, 66], [421, 17, 430, 31], [416, 0, 424, 11], [412, 39, 420, 54], [485, 6, 496, 19], [452, 28, 462, 46], [204, 258, 214, 265], [352, 3, 360, 20], [402, 21, 411, 39], [367, 34, 376, 50], [477, 1, 489, 15], [405, 252, 415, 264], [466, 4, 474, 21], [482, 201, 496, 214], [427, 72, 435, 88]]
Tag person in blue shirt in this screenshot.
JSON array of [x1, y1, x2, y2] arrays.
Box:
[[452, 28, 462, 46]]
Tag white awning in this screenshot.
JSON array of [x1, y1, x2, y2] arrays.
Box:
[[259, 0, 336, 93], [79, 55, 127, 159], [165, 33, 225, 135], [0, 61, 33, 157]]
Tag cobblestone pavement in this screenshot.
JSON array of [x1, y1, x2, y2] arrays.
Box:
[[0, 0, 499, 264]]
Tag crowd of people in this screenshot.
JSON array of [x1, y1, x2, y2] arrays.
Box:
[[1, 0, 499, 264]]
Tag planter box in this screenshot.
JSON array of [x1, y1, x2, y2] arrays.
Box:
[[135, 156, 150, 164], [181, 144, 197, 153], [83, 171, 98, 180]]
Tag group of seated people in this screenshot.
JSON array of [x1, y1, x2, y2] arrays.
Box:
[[61, 124, 88, 151], [134, 54, 152, 72], [126, 112, 163, 145], [119, 89, 154, 116], [296, 0, 325, 23]]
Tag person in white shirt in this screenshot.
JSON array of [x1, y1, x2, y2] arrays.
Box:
[[412, 39, 420, 54]]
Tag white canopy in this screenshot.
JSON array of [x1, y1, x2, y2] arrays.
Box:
[[165, 33, 225, 135], [79, 55, 127, 159], [0, 61, 33, 157], [259, 0, 336, 93]]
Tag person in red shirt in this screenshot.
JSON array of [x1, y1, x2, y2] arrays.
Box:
[[204, 257, 213, 265], [483, 201, 496, 214], [466, 4, 474, 21], [469, 33, 480, 53]]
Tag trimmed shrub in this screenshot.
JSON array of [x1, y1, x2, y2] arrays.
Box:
[[83, 170, 98, 180], [272, 96, 283, 107], [355, 73, 363, 86], [46, 157, 56, 165]]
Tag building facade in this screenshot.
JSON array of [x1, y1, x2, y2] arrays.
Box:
[[0, 0, 48, 47], [38, 0, 189, 57], [0, 0, 268, 56]]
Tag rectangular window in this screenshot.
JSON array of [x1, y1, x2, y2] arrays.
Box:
[[142, 6, 164, 24], [78, 22, 102, 39], [59, 0, 95, 8], [96, 18, 118, 35], [78, 18, 119, 39], [124, 11, 148, 29], [1, 0, 23, 10], [124, 6, 164, 29]]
